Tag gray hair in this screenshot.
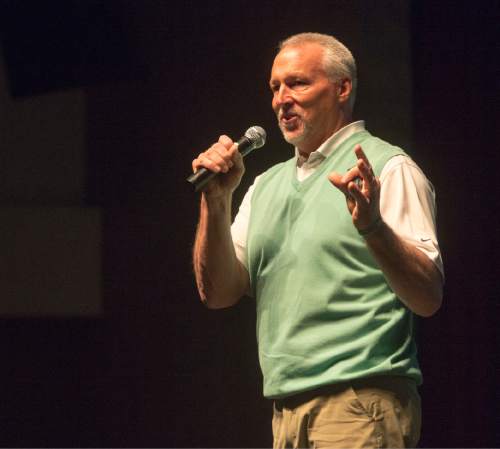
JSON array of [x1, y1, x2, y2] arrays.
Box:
[[279, 32, 357, 111]]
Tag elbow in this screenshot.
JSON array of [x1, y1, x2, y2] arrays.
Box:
[[414, 285, 443, 318], [416, 299, 441, 317], [196, 268, 248, 309], [200, 297, 228, 310], [412, 264, 444, 317], [195, 264, 249, 309], [199, 290, 240, 310]]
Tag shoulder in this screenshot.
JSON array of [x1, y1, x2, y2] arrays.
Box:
[[357, 134, 408, 175], [380, 155, 434, 193], [252, 157, 295, 191], [261, 157, 294, 178]]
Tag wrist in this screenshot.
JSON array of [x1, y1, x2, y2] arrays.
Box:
[[201, 191, 232, 213], [357, 215, 384, 238]]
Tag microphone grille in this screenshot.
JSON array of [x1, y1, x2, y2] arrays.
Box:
[[245, 126, 267, 149]]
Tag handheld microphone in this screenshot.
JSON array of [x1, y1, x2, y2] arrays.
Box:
[[187, 126, 266, 192]]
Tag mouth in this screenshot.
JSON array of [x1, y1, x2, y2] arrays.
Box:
[[279, 112, 300, 129]]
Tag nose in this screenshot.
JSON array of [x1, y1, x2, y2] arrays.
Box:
[[273, 85, 293, 109]]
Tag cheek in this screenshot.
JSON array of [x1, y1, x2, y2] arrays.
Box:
[[297, 93, 321, 112], [271, 96, 281, 113], [302, 86, 336, 111], [313, 96, 336, 116]]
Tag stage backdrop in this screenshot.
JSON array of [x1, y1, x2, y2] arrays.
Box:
[[0, 0, 497, 446]]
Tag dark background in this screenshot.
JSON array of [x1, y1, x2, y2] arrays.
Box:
[[0, 0, 498, 446]]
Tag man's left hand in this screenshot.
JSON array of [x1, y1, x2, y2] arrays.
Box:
[[328, 144, 381, 233]]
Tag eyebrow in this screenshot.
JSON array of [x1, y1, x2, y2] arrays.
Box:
[[269, 72, 309, 85]]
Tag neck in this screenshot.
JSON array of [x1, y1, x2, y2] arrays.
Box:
[[297, 114, 352, 158]]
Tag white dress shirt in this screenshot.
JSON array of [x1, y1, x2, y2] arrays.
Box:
[[231, 121, 444, 278]]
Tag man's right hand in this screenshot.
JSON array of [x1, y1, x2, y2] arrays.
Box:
[[192, 134, 249, 308], [192, 135, 245, 197]]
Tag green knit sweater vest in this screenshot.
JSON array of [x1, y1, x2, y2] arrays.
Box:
[[247, 130, 422, 398]]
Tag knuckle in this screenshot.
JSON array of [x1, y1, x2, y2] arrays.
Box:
[[218, 135, 233, 148], [211, 142, 223, 152]]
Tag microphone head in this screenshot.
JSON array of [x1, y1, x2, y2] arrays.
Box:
[[244, 126, 267, 149]]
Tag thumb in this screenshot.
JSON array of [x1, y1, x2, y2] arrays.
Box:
[[328, 172, 347, 193], [231, 144, 245, 170]]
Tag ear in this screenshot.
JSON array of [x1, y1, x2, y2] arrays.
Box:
[[337, 78, 352, 105]]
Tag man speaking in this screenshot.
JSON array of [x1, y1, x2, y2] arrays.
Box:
[[191, 32, 443, 448]]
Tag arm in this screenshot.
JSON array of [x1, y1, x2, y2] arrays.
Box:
[[328, 145, 443, 317], [192, 135, 250, 309], [362, 221, 442, 317]]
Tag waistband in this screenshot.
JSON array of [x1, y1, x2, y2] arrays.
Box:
[[273, 375, 417, 412]]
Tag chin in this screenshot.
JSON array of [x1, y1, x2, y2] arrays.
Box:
[[280, 124, 310, 146], [283, 133, 304, 146]]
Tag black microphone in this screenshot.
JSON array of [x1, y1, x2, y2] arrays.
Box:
[[187, 126, 267, 192]]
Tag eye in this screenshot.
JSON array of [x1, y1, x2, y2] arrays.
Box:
[[290, 79, 308, 90]]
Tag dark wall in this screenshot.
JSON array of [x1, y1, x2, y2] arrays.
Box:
[[0, 0, 497, 447], [411, 1, 499, 446]]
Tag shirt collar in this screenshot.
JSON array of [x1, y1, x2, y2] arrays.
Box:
[[295, 120, 366, 166]]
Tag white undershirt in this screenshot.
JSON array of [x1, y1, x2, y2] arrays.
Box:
[[231, 121, 444, 278]]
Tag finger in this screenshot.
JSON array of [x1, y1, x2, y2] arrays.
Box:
[[215, 135, 237, 170], [328, 166, 361, 191], [193, 155, 213, 173], [193, 152, 223, 173], [193, 151, 214, 172], [196, 145, 231, 173], [341, 166, 361, 185], [328, 171, 349, 195], [231, 145, 245, 170], [217, 138, 242, 170], [209, 145, 235, 172], [214, 140, 240, 168], [357, 159, 374, 181], [357, 159, 376, 196], [328, 172, 357, 212], [354, 145, 373, 171], [192, 158, 199, 172], [218, 134, 234, 151], [348, 181, 369, 210]]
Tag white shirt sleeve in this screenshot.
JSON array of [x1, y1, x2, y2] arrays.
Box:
[[380, 155, 444, 278], [231, 156, 444, 278], [230, 175, 262, 270]]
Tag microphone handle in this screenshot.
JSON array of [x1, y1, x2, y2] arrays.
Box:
[[187, 136, 253, 192]]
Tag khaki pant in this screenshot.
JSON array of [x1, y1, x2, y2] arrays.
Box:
[[272, 376, 421, 448]]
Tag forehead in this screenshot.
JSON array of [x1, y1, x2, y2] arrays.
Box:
[[270, 43, 326, 80]]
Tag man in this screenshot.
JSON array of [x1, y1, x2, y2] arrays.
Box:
[[192, 33, 443, 448]]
